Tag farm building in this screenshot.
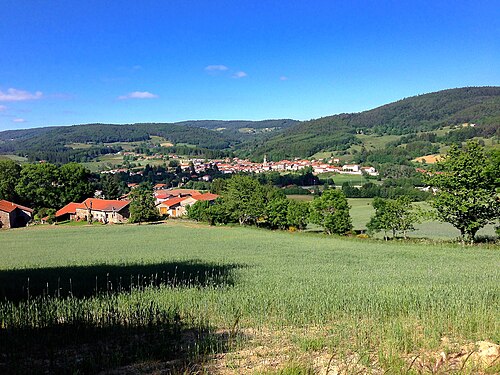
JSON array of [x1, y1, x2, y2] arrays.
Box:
[[0, 200, 33, 229], [54, 202, 82, 222], [74, 198, 130, 223], [156, 192, 219, 217]]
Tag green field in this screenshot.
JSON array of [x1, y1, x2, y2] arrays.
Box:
[[0, 154, 28, 163], [288, 197, 498, 239], [0, 223, 499, 373]]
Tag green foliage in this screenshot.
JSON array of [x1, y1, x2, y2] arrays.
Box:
[[266, 197, 290, 230], [367, 196, 423, 239], [341, 179, 430, 201], [286, 200, 310, 230], [427, 141, 500, 243], [15, 163, 62, 210], [187, 200, 212, 222], [223, 175, 268, 225], [129, 183, 160, 224], [210, 178, 227, 195], [101, 173, 123, 199], [310, 189, 352, 235], [59, 163, 94, 203], [241, 86, 500, 160], [6, 162, 94, 210], [35, 207, 56, 224], [0, 159, 21, 202]]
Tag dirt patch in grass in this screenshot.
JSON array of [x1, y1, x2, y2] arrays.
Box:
[[412, 154, 442, 164]]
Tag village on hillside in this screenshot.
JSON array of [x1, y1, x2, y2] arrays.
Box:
[[105, 153, 379, 177]]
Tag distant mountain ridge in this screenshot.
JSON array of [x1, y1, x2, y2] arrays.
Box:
[[241, 86, 500, 160], [0, 87, 498, 162]]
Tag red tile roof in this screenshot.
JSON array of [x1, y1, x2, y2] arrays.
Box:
[[79, 198, 130, 212], [192, 193, 219, 201], [0, 200, 33, 213], [167, 189, 202, 196], [55, 202, 84, 217], [157, 197, 188, 208]]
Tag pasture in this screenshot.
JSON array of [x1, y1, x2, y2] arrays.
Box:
[[288, 196, 498, 239], [0, 222, 499, 373]]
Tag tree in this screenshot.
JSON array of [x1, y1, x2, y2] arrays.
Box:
[[266, 197, 290, 229], [59, 163, 94, 204], [15, 163, 61, 210], [367, 196, 422, 240], [187, 200, 211, 222], [129, 183, 160, 224], [223, 175, 267, 225], [101, 174, 127, 200], [287, 200, 310, 230], [310, 189, 352, 235], [0, 159, 21, 202], [427, 141, 499, 243]]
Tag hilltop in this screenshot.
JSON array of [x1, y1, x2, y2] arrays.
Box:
[[241, 86, 500, 160], [0, 87, 498, 163]]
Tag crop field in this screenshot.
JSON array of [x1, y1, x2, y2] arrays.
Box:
[[286, 197, 498, 238], [0, 223, 499, 374]]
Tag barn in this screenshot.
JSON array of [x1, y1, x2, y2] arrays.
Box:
[[0, 200, 33, 229]]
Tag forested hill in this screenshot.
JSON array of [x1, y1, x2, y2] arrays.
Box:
[[1, 87, 499, 163], [241, 86, 500, 160], [0, 120, 296, 162]]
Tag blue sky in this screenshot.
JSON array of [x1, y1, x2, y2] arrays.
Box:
[[1, 1, 499, 131]]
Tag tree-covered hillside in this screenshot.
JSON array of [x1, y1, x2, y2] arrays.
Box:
[[1, 87, 498, 163], [0, 120, 298, 163], [240, 87, 500, 160]]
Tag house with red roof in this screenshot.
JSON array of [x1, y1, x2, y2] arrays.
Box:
[[0, 200, 33, 229], [74, 198, 130, 223], [54, 202, 83, 222], [156, 192, 220, 217]]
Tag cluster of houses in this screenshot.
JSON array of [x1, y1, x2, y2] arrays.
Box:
[[52, 188, 218, 224], [102, 155, 378, 177], [213, 157, 378, 176], [0, 188, 219, 229]]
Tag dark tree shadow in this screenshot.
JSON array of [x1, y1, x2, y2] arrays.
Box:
[[0, 260, 242, 301], [0, 260, 246, 374]]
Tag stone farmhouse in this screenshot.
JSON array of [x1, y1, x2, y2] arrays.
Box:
[[156, 191, 219, 217], [0, 200, 33, 229], [55, 198, 130, 223]]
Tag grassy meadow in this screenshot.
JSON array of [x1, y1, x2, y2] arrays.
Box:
[[288, 196, 498, 239], [0, 222, 499, 373]]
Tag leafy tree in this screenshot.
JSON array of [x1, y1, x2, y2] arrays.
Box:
[[287, 200, 310, 230], [367, 196, 422, 240], [0, 159, 21, 202], [210, 178, 227, 194], [266, 197, 290, 229], [205, 200, 231, 225], [59, 163, 94, 204], [129, 183, 160, 224], [15, 163, 61, 210], [187, 198, 230, 225], [35, 207, 56, 224], [223, 175, 267, 225], [310, 189, 352, 235], [427, 141, 500, 243], [187, 200, 211, 222]]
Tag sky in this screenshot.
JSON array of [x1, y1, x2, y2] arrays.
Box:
[[0, 1, 499, 131]]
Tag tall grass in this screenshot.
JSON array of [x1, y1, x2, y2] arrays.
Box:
[[0, 223, 498, 372]]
